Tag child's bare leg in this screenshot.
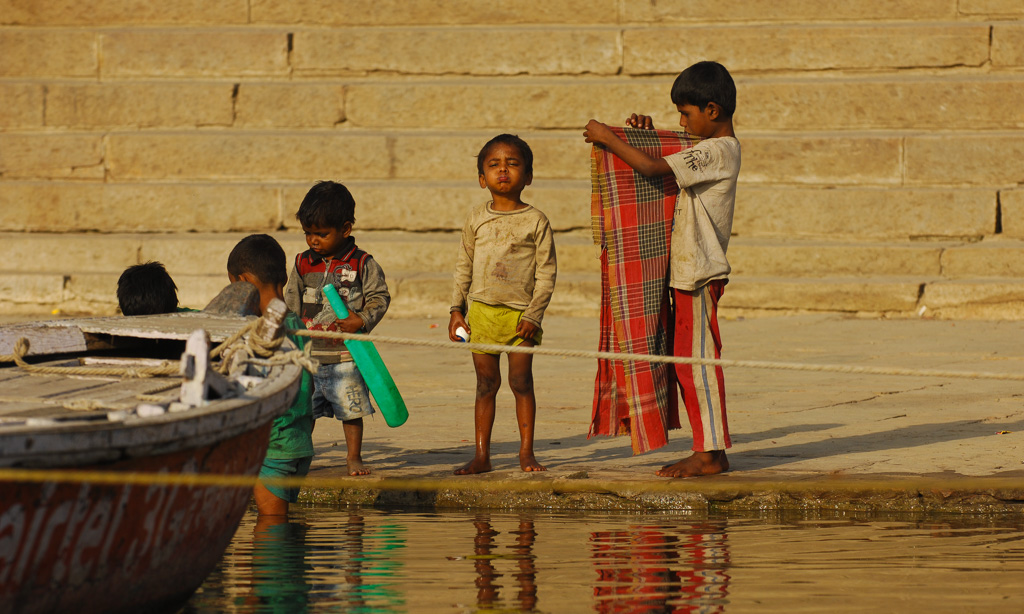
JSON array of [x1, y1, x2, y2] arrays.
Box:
[[656, 450, 729, 478], [343, 418, 369, 476], [253, 482, 288, 516], [508, 348, 545, 472], [456, 353, 501, 475]]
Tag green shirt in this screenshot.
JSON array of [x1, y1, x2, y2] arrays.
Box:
[[266, 312, 315, 459]]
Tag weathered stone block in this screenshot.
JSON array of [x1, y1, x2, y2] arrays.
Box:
[[1000, 189, 1024, 238], [0, 183, 104, 231], [940, 240, 1024, 278], [625, 24, 988, 74], [0, 0, 248, 25], [734, 187, 996, 239], [391, 133, 591, 181], [0, 273, 65, 305], [107, 133, 391, 181], [0, 29, 97, 77], [738, 78, 1024, 132], [139, 233, 307, 276], [623, 0, 957, 22], [0, 233, 140, 273], [993, 25, 1024, 67], [906, 135, 1024, 186], [920, 280, 1024, 320], [729, 239, 944, 277], [346, 81, 666, 130], [45, 83, 234, 128], [0, 133, 104, 179], [722, 278, 923, 313], [740, 136, 902, 186], [0, 83, 43, 128], [104, 184, 282, 232], [959, 0, 1024, 16], [0, 182, 280, 232], [235, 83, 345, 127], [294, 28, 620, 76], [101, 30, 289, 77], [250, 0, 618, 25]]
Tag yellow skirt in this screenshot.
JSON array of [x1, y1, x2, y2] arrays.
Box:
[[465, 302, 543, 355]]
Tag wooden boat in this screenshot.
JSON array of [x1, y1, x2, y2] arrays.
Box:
[[0, 285, 304, 614]]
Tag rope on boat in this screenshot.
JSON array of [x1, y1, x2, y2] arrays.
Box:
[[0, 318, 318, 380], [291, 329, 1024, 382]]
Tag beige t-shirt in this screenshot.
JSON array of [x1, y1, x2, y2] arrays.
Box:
[[450, 202, 557, 326], [663, 136, 741, 291]]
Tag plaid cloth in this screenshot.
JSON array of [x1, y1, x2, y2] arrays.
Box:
[[588, 127, 701, 454]]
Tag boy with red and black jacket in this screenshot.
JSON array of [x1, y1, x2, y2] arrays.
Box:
[[284, 181, 391, 477]]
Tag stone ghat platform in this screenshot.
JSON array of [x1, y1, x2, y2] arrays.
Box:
[[304, 314, 1024, 514]]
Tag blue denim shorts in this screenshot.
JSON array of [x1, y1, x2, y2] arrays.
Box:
[[259, 456, 313, 503], [312, 361, 376, 421]]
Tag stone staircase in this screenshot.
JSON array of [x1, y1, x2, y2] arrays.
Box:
[[2, 0, 1023, 319]]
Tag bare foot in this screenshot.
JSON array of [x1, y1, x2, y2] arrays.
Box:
[[655, 450, 729, 478], [520, 453, 546, 472], [454, 456, 492, 475], [347, 458, 371, 476]]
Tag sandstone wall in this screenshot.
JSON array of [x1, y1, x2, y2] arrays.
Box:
[[2, 0, 1023, 318]]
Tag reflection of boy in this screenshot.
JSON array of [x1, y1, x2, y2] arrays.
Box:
[[284, 181, 391, 477], [116, 261, 180, 315], [227, 234, 314, 517], [583, 61, 740, 478], [448, 134, 557, 475]]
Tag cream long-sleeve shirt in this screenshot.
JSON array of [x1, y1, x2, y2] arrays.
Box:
[[450, 202, 557, 326]]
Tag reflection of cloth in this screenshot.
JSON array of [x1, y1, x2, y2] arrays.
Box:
[[466, 302, 543, 355], [591, 524, 730, 613], [588, 127, 700, 454]]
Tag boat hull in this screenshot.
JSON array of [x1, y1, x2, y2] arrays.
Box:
[[0, 422, 272, 614]]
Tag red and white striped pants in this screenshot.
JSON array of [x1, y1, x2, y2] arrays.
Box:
[[673, 281, 731, 452]]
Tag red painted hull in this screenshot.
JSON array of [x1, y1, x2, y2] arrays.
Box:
[[0, 423, 272, 614]]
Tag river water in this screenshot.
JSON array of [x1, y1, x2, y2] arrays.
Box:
[[182, 506, 1024, 613]]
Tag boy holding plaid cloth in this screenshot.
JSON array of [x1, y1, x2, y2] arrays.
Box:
[[449, 134, 557, 475], [583, 61, 740, 477]]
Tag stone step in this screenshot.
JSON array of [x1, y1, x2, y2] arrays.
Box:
[[9, 232, 1021, 280], [0, 1, 986, 27], [6, 73, 1024, 133], [4, 23, 1019, 79], [5, 233, 1024, 318], [5, 268, 1024, 320], [0, 181, 1013, 240]]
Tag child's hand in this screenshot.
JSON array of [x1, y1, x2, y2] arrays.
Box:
[[583, 119, 614, 145], [625, 114, 655, 129], [449, 311, 470, 342], [336, 311, 365, 333], [516, 319, 538, 342]]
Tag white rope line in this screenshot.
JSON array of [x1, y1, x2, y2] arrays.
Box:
[[291, 329, 1024, 382]]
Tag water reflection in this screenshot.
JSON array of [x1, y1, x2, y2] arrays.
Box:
[[459, 515, 538, 611], [592, 522, 729, 613], [184, 508, 1024, 613]]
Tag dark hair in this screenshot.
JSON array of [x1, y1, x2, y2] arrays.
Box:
[[476, 134, 534, 176], [670, 61, 736, 118], [227, 234, 288, 286], [117, 261, 179, 316], [295, 181, 356, 229]]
